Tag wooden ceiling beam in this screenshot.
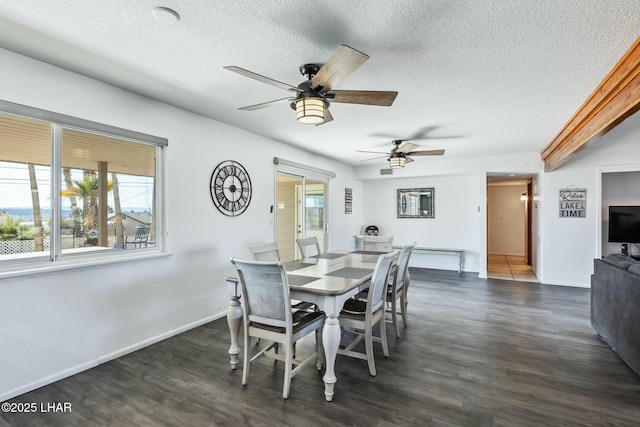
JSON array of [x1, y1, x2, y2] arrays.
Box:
[[541, 37, 640, 172]]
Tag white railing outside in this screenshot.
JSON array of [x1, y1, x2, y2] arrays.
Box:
[[0, 236, 119, 255]]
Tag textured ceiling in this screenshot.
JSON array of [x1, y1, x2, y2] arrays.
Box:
[[0, 1, 639, 169]]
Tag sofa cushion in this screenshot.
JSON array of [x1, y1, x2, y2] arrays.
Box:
[[603, 254, 636, 269], [628, 263, 640, 276]]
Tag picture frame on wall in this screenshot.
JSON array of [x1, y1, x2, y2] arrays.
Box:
[[559, 187, 586, 218], [397, 188, 434, 218], [345, 188, 352, 214]]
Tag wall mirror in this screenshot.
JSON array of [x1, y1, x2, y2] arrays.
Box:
[[397, 188, 434, 218]]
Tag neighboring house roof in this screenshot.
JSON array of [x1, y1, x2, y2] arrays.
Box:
[[107, 211, 152, 225]]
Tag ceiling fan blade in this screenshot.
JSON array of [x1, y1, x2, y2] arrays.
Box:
[[406, 126, 438, 140], [396, 142, 420, 153], [327, 90, 397, 106], [404, 127, 463, 140], [238, 97, 292, 111], [356, 149, 390, 154], [360, 155, 389, 162], [370, 127, 461, 140], [224, 66, 302, 93], [405, 156, 415, 163], [316, 108, 334, 126], [407, 149, 445, 156], [310, 45, 368, 92]]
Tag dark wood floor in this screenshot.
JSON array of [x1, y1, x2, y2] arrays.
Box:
[[3, 269, 640, 426]]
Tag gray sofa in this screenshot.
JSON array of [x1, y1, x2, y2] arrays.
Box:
[[591, 254, 640, 376]]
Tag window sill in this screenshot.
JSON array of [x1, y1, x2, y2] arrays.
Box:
[[0, 249, 172, 281]]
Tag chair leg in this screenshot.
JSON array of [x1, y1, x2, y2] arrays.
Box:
[[242, 328, 251, 386], [400, 292, 408, 327], [282, 341, 293, 399], [315, 327, 324, 370], [391, 297, 400, 338], [365, 324, 376, 376], [380, 316, 390, 358]]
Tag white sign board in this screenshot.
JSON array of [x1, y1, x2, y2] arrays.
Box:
[[559, 188, 586, 218]]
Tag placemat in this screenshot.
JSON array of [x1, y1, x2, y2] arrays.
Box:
[[350, 250, 388, 255], [325, 267, 373, 279], [284, 261, 314, 271], [287, 275, 320, 286], [316, 253, 346, 260]]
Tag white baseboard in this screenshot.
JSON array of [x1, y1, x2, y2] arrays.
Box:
[[98, 314, 220, 364], [1, 312, 226, 402], [0, 360, 98, 403]]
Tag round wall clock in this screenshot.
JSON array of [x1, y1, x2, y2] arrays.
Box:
[[210, 160, 252, 216]]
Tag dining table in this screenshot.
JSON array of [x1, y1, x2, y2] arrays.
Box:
[[225, 249, 389, 402]]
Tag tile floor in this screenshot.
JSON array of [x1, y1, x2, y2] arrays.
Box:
[[487, 254, 539, 282]]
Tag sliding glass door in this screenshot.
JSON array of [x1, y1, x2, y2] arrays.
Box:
[[302, 179, 326, 255], [275, 173, 327, 261]]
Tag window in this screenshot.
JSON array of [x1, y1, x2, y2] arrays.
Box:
[[0, 100, 167, 274]]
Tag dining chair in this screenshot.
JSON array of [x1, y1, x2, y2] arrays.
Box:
[[248, 242, 281, 261], [362, 235, 394, 252], [248, 242, 315, 311], [230, 258, 325, 399], [296, 236, 321, 258], [387, 242, 416, 338], [338, 250, 397, 376]]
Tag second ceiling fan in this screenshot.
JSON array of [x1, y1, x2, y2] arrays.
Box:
[[358, 140, 445, 169], [224, 45, 397, 125]]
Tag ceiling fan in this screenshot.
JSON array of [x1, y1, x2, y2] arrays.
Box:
[[357, 140, 445, 170], [223, 45, 397, 125]]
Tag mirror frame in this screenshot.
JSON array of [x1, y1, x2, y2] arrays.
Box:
[[397, 187, 435, 218]]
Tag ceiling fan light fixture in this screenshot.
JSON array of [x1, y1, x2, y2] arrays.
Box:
[[295, 97, 326, 125], [389, 155, 406, 169]]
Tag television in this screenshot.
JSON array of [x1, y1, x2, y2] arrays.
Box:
[[608, 205, 640, 243]]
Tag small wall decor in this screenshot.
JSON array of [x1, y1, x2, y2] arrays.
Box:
[[344, 188, 353, 214], [559, 186, 586, 218], [397, 187, 434, 218]]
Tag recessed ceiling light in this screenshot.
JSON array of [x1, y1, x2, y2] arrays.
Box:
[[152, 7, 180, 24]]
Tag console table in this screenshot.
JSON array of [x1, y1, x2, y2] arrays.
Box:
[[392, 245, 464, 273]]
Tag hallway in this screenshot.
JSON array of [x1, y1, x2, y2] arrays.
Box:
[[487, 254, 539, 282]]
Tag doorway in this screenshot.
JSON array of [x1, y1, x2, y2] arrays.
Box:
[[486, 178, 538, 282], [275, 173, 327, 261]]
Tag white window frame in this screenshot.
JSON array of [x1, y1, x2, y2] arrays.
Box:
[[0, 100, 169, 279]]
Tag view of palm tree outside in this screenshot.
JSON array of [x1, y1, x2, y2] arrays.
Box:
[[0, 163, 154, 256]]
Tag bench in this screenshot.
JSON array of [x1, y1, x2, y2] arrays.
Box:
[[392, 245, 464, 273]]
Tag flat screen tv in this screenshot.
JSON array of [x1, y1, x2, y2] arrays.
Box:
[[608, 205, 640, 243]]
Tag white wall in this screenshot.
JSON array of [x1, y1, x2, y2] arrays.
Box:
[[362, 173, 484, 272], [357, 151, 544, 276], [0, 48, 363, 400], [357, 111, 640, 287], [537, 115, 640, 287]]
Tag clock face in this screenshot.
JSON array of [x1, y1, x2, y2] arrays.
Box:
[[210, 160, 252, 216]]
